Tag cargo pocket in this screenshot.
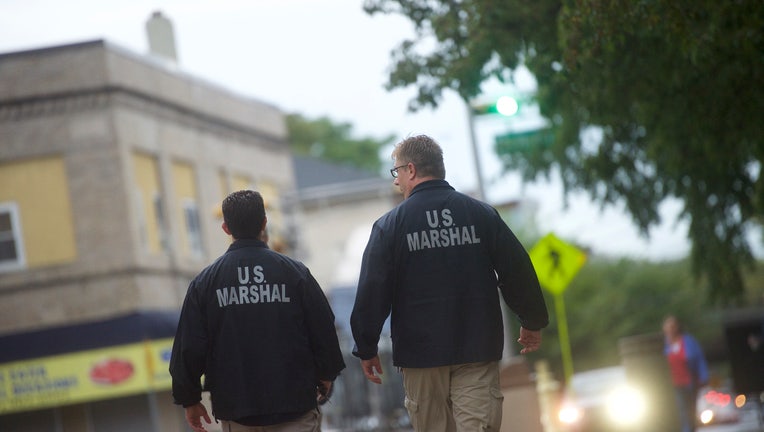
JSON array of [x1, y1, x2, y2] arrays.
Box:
[[485, 387, 505, 430], [404, 396, 420, 430], [310, 408, 322, 432]]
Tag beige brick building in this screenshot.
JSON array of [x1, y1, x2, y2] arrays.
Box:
[[0, 39, 295, 431]]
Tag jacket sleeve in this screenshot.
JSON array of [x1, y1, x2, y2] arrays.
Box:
[[302, 269, 346, 381], [351, 222, 394, 359], [491, 211, 549, 331], [685, 334, 709, 386], [169, 279, 208, 407]]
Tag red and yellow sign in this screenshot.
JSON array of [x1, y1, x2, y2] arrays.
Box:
[[0, 338, 174, 414]]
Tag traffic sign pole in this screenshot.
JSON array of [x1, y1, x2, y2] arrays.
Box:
[[528, 233, 587, 385], [554, 292, 574, 384]]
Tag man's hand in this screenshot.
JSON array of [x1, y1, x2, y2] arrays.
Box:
[[361, 356, 383, 384], [317, 380, 333, 404], [518, 327, 542, 354], [184, 402, 212, 432]]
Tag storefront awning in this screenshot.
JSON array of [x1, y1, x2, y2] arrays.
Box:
[[0, 310, 178, 364], [0, 310, 179, 415]]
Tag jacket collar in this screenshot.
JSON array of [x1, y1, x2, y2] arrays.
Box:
[[409, 179, 454, 198], [227, 238, 268, 252]]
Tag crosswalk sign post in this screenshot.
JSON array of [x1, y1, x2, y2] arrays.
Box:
[[529, 233, 587, 384]]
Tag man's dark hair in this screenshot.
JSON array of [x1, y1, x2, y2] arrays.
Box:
[[222, 190, 265, 239]]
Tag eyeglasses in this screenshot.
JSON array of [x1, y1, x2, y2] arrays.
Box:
[[390, 164, 408, 178]]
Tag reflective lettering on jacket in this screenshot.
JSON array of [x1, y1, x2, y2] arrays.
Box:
[[405, 208, 481, 252]]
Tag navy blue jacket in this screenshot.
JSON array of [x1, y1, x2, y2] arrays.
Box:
[[170, 239, 345, 421], [351, 180, 548, 368]]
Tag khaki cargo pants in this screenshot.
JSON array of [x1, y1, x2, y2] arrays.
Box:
[[403, 361, 504, 432], [220, 409, 321, 432]]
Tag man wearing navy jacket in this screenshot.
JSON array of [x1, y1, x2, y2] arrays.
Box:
[[171, 190, 345, 432], [351, 135, 549, 431]]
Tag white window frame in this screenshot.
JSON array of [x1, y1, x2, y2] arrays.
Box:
[[0, 202, 26, 272]]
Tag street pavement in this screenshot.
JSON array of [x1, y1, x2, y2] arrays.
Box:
[[699, 409, 763, 432]]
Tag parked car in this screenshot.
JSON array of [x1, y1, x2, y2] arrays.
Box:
[[558, 366, 647, 432]]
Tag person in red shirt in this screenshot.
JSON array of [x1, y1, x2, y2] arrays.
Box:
[[663, 315, 709, 432]]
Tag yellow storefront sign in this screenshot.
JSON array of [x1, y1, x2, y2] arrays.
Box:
[[0, 338, 174, 414]]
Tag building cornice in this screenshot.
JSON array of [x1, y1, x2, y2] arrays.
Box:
[[0, 39, 287, 147], [0, 265, 198, 296], [0, 84, 286, 148]]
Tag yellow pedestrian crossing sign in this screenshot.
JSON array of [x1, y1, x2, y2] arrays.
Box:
[[529, 233, 587, 295]]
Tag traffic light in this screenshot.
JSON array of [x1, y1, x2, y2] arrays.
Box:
[[471, 95, 519, 117], [494, 95, 519, 116]]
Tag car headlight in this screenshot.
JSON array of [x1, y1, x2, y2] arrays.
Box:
[[700, 408, 715, 425], [558, 405, 582, 425], [606, 386, 646, 425]]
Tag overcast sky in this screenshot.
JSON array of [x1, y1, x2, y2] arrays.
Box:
[[1, 0, 707, 260]]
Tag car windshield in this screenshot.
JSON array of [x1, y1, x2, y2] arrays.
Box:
[[569, 366, 626, 397]]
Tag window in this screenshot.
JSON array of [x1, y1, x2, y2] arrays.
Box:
[[0, 202, 25, 272], [0, 407, 55, 431], [132, 152, 168, 255], [183, 200, 203, 257], [89, 394, 153, 431]]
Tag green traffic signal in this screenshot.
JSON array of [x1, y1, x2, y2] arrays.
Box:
[[495, 96, 519, 116], [471, 95, 519, 117]]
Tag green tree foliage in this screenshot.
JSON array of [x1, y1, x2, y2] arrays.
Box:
[[364, 0, 764, 304], [286, 113, 395, 173]]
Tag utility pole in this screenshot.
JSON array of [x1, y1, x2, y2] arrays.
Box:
[[466, 102, 487, 201]]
